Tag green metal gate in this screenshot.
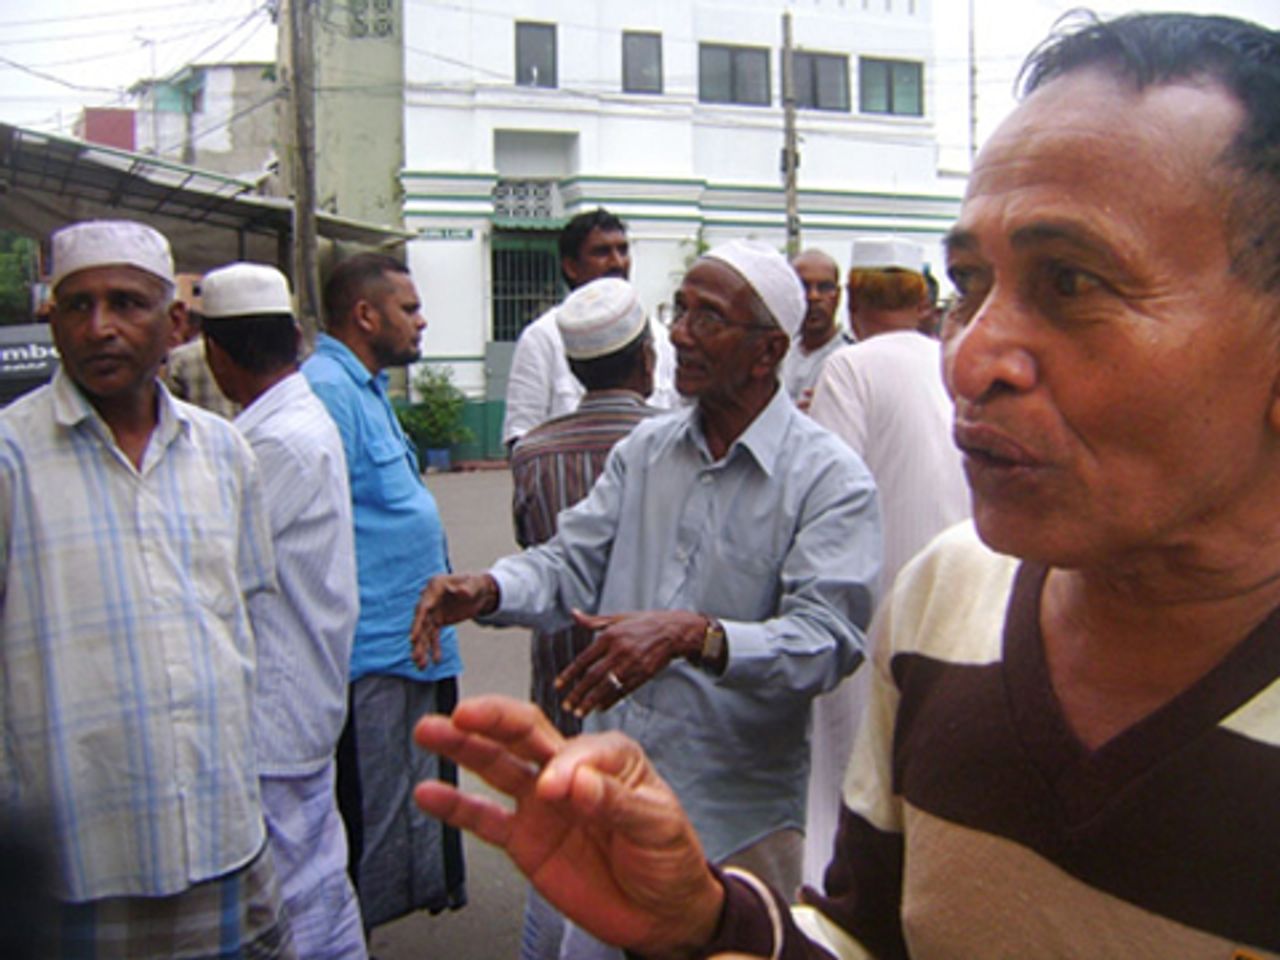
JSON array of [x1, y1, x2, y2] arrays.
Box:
[[491, 230, 564, 342]]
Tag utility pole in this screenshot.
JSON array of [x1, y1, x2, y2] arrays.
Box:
[[781, 10, 800, 256], [290, 0, 321, 338], [968, 0, 978, 165]]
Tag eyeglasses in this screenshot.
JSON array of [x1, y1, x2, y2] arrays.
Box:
[[802, 281, 839, 296], [671, 302, 775, 339]]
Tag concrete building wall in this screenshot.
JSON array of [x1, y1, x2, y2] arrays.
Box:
[[132, 63, 278, 180], [400, 0, 959, 414]]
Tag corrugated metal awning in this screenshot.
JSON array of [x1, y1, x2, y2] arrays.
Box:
[[0, 122, 411, 274]]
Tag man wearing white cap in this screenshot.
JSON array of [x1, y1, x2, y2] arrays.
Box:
[[202, 262, 367, 959], [413, 240, 879, 953], [507, 276, 659, 960], [801, 236, 970, 888], [0, 222, 292, 955]]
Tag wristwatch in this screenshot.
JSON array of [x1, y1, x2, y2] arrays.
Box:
[[699, 617, 726, 670]]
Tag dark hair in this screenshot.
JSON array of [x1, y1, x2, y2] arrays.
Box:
[[203, 314, 299, 374], [568, 327, 650, 392], [1019, 12, 1280, 293], [323, 253, 409, 328], [559, 208, 626, 264]]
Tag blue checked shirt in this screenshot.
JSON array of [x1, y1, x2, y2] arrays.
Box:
[[0, 368, 276, 901]]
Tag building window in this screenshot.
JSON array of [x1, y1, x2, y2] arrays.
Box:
[[793, 51, 849, 111], [516, 22, 556, 88], [699, 43, 770, 106], [623, 31, 662, 94], [491, 231, 564, 342], [859, 57, 923, 116]]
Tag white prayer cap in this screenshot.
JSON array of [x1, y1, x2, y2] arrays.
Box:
[[850, 236, 925, 274], [556, 277, 646, 361], [51, 220, 175, 291], [201, 263, 294, 319], [701, 240, 804, 338]]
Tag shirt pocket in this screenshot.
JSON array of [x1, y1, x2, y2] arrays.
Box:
[[367, 436, 421, 506]]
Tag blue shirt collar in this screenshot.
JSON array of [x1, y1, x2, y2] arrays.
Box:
[[681, 384, 792, 477], [314, 333, 389, 392]]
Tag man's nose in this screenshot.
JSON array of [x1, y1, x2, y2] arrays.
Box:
[[943, 291, 1038, 403]]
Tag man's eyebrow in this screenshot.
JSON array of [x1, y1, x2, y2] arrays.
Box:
[[1009, 221, 1110, 252], [943, 228, 978, 255]]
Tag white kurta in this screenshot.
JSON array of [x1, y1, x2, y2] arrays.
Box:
[[802, 331, 971, 890]]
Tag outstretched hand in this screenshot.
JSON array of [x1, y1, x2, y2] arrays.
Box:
[[410, 573, 499, 669], [413, 695, 724, 957], [556, 609, 707, 717]]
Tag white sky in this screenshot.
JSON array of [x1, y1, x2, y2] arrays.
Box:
[[1, 0, 1278, 158]]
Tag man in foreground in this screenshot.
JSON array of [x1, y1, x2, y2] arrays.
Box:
[[202, 262, 366, 957], [0, 222, 289, 955], [412, 13, 1280, 959], [304, 253, 465, 931], [414, 241, 878, 920]]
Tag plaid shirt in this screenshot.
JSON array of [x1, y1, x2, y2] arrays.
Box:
[[0, 368, 276, 902], [509, 390, 656, 734]]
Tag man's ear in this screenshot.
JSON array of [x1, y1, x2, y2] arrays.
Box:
[[754, 328, 790, 378], [353, 298, 380, 335], [202, 332, 235, 398], [562, 256, 583, 288], [167, 301, 189, 349], [1269, 360, 1280, 437]]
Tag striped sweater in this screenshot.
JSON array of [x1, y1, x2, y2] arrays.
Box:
[[708, 522, 1280, 959]]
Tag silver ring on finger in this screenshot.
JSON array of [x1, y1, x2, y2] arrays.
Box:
[[607, 670, 625, 694]]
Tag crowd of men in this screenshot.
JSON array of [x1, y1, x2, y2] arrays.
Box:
[[2, 10, 1278, 960]]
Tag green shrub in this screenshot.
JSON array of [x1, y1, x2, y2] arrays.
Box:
[[395, 364, 475, 450]]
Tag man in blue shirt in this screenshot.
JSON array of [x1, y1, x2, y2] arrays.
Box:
[[414, 241, 879, 957], [303, 253, 465, 933]]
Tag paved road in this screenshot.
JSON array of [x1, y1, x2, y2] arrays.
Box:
[[371, 466, 530, 960]]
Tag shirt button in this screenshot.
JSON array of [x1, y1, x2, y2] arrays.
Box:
[[700, 474, 713, 485]]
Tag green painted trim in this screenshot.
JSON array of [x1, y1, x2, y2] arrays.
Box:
[[610, 212, 705, 223], [403, 210, 494, 219], [789, 222, 949, 235], [699, 216, 949, 234], [562, 196, 702, 208], [700, 204, 956, 221], [708, 183, 959, 203], [561, 174, 707, 188], [401, 171, 498, 181], [403, 193, 495, 203]]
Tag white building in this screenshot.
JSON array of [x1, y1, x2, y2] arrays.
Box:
[[359, 0, 963, 455]]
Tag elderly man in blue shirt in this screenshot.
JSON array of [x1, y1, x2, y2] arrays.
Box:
[[303, 253, 465, 934], [413, 240, 880, 958]]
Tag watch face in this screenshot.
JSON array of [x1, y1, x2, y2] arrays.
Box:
[[702, 621, 725, 664]]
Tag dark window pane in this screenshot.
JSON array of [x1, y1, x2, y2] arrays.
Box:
[[814, 55, 849, 110], [699, 45, 732, 102], [623, 32, 662, 94], [793, 52, 815, 108], [795, 51, 848, 111], [859, 58, 890, 113], [860, 57, 923, 115], [516, 22, 556, 88], [735, 48, 770, 105], [891, 61, 922, 115]]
